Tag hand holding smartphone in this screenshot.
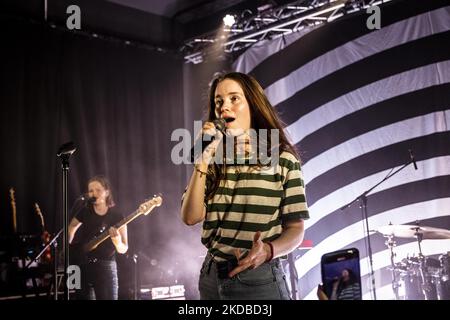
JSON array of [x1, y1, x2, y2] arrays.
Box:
[[320, 248, 362, 300]]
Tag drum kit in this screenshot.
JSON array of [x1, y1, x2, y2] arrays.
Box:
[[377, 223, 450, 300]]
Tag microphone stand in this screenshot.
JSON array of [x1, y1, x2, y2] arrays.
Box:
[[340, 157, 416, 300], [57, 142, 76, 300]]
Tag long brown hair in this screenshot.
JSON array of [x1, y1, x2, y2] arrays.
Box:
[[88, 175, 115, 208], [205, 72, 299, 199]]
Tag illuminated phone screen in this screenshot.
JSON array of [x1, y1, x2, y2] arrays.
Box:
[[321, 248, 362, 300]]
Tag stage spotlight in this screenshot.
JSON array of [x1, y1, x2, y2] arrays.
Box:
[[223, 14, 236, 27]]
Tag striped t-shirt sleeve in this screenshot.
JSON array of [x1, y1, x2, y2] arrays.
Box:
[[280, 154, 310, 222]]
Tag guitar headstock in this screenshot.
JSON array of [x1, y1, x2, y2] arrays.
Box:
[[138, 194, 163, 216], [35, 203, 42, 214], [9, 188, 15, 202], [35, 203, 45, 229]]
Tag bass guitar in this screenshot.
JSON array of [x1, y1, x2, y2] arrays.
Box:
[[81, 194, 162, 254]]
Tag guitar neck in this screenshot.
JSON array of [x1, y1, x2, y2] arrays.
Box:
[[115, 206, 148, 228]]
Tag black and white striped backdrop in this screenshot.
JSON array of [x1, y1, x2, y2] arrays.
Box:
[[232, 0, 450, 299]]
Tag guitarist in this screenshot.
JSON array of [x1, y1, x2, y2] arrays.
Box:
[[68, 175, 128, 300]]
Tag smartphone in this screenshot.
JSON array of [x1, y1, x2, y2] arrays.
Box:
[[320, 248, 362, 300]]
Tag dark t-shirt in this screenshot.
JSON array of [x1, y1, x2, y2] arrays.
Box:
[[74, 205, 123, 261]]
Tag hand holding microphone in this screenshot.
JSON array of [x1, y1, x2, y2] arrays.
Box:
[[191, 118, 226, 164]]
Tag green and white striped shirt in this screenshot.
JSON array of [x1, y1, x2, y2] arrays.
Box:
[[202, 151, 309, 261]]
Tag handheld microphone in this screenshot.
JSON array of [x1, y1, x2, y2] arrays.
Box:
[[190, 119, 226, 163], [408, 149, 418, 170]]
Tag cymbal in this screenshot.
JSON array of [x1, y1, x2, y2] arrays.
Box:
[[377, 224, 450, 239]]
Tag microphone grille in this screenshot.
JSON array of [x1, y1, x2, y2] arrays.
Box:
[[213, 118, 226, 133]]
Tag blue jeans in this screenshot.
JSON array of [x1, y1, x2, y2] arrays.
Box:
[[199, 253, 291, 300], [76, 259, 118, 300]]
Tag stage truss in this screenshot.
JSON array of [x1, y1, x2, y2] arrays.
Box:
[[181, 0, 392, 64]]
